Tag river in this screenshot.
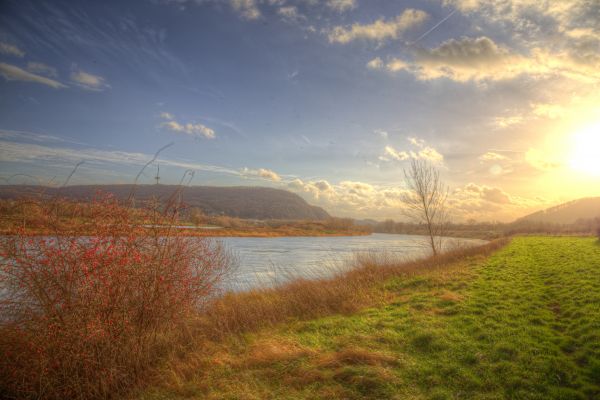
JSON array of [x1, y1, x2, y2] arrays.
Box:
[[220, 233, 486, 291]]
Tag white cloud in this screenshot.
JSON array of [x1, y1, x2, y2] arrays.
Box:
[[379, 36, 523, 81], [366, 57, 384, 70], [379, 137, 444, 164], [491, 114, 524, 129], [326, 0, 356, 13], [381, 145, 409, 161], [284, 174, 542, 221], [531, 103, 567, 119], [443, 0, 479, 12], [478, 152, 508, 162], [461, 183, 512, 204], [525, 148, 561, 171], [0, 62, 66, 89], [374, 129, 388, 139], [0, 42, 24, 57], [374, 35, 600, 83], [278, 6, 303, 21], [160, 112, 216, 139], [448, 182, 545, 221], [162, 120, 216, 139], [328, 9, 428, 44], [230, 0, 261, 19], [70, 70, 109, 91], [0, 134, 243, 179], [376, 3, 600, 84], [26, 62, 57, 78], [241, 167, 281, 181], [417, 146, 444, 163]]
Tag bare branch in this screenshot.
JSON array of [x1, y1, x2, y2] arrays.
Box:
[[401, 158, 448, 256]]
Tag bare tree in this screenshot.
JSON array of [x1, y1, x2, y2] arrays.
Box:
[[401, 158, 449, 256]]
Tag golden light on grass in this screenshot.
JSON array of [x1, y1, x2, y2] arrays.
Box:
[[569, 120, 600, 176]]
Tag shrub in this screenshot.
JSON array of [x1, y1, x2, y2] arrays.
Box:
[[0, 193, 231, 399]]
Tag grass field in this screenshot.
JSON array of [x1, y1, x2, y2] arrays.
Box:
[[135, 237, 600, 400]]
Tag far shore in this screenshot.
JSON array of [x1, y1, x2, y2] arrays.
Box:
[[0, 226, 372, 238]]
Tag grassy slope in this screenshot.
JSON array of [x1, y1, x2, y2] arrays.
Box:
[[139, 237, 600, 400]]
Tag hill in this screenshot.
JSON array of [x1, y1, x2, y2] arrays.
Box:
[[516, 196, 600, 224], [0, 184, 331, 221]]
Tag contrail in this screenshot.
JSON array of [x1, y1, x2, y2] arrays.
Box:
[[409, 9, 457, 46]]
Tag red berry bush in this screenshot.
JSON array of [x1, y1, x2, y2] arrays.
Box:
[[0, 194, 231, 399]]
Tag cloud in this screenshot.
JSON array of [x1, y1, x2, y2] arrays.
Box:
[[284, 174, 541, 221], [326, 0, 356, 13], [230, 0, 261, 19], [328, 9, 428, 44], [241, 167, 281, 181], [461, 183, 512, 204], [287, 178, 334, 200], [0, 62, 66, 88], [491, 114, 524, 129], [382, 145, 409, 161], [160, 112, 216, 139], [70, 70, 109, 91], [478, 152, 508, 162], [0, 132, 244, 180], [366, 57, 384, 70], [278, 6, 303, 21], [398, 2, 600, 84], [531, 103, 567, 119], [417, 146, 444, 163], [162, 120, 216, 139], [0, 42, 25, 57], [26, 62, 58, 78], [525, 148, 561, 171], [442, 0, 480, 12], [378, 36, 525, 81], [379, 137, 444, 164], [374, 129, 388, 139], [448, 182, 545, 221], [372, 35, 600, 83]]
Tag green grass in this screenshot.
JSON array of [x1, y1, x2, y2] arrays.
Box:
[[138, 237, 600, 400]]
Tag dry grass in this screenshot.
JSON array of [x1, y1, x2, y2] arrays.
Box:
[[0, 195, 232, 400], [193, 238, 509, 341]]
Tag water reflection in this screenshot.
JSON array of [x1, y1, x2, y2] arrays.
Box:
[[219, 233, 486, 291]]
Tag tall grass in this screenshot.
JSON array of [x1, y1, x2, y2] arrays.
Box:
[[0, 194, 232, 399], [195, 238, 509, 340]]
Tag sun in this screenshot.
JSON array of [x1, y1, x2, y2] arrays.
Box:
[[569, 121, 600, 176]]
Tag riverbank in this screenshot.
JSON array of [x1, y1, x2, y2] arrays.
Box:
[[0, 226, 371, 238], [135, 236, 600, 399]]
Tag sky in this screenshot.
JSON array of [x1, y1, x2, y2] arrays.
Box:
[[0, 0, 599, 222]]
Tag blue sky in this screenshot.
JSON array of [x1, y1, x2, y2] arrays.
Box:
[[1, 0, 599, 220]]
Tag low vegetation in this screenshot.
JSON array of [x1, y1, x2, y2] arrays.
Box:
[[188, 209, 369, 237], [0, 194, 232, 399], [372, 217, 600, 239], [138, 237, 600, 400], [0, 199, 369, 237]]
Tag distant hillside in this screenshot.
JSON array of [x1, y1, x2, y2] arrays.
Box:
[[516, 197, 600, 225], [0, 185, 331, 221]]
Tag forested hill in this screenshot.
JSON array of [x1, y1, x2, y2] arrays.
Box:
[[0, 185, 331, 221], [516, 196, 600, 224]]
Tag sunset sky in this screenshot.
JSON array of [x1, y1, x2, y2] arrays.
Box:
[[1, 0, 599, 221]]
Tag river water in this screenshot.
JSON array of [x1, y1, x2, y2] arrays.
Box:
[[220, 233, 486, 291]]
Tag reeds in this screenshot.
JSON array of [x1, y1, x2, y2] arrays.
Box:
[[194, 238, 510, 340]]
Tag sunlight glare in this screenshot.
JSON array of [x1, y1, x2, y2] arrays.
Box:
[[570, 121, 600, 176]]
